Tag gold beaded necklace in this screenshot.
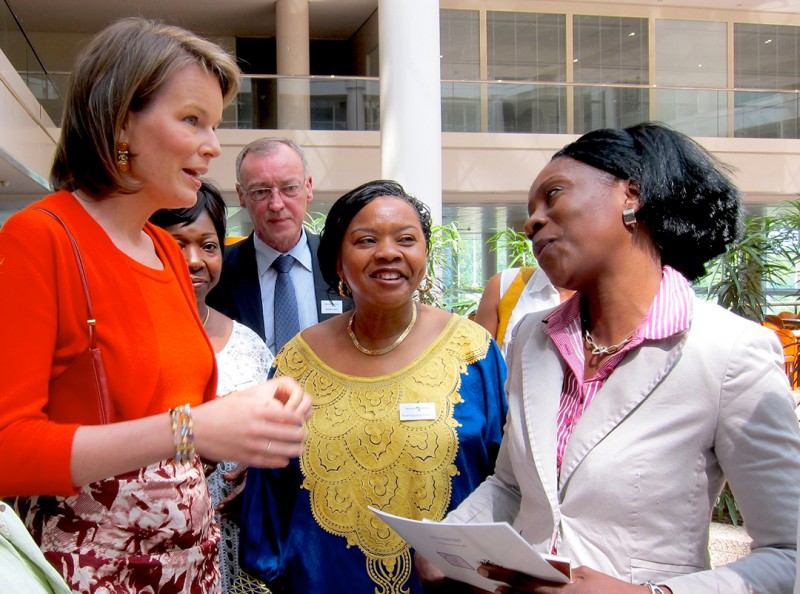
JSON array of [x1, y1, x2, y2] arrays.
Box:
[[347, 303, 418, 356]]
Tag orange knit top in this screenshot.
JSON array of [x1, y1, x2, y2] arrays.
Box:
[[0, 192, 217, 496]]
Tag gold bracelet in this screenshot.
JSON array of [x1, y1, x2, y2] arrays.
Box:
[[169, 404, 196, 464]]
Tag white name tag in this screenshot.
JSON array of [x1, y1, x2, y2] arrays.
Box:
[[321, 300, 344, 314], [399, 402, 437, 421]]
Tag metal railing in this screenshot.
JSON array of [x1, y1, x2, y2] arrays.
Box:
[[0, 0, 63, 122], [12, 67, 800, 140]]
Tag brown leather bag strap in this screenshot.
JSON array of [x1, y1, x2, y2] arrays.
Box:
[[35, 207, 111, 424]]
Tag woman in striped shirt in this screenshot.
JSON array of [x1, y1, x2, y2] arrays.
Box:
[[418, 122, 800, 594]]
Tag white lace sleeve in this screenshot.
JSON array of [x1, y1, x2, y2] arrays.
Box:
[[208, 321, 275, 591], [214, 320, 274, 396]]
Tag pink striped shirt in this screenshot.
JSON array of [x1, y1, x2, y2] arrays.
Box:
[[543, 266, 693, 473]]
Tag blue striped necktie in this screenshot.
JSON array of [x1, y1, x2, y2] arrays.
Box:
[[272, 254, 300, 353]]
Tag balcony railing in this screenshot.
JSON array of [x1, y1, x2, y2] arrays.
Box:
[[16, 70, 800, 140], [0, 0, 63, 123]]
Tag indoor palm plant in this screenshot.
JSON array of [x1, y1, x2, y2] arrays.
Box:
[[700, 199, 800, 321]]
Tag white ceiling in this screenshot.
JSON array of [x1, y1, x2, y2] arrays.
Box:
[[7, 0, 379, 39]]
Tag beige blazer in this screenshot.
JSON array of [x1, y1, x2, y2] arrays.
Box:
[[446, 297, 800, 594]]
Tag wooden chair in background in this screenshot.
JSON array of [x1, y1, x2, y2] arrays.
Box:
[[762, 316, 800, 389]]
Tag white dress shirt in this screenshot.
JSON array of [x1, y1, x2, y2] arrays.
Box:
[[498, 267, 561, 358]]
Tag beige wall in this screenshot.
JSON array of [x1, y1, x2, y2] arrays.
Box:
[[0, 48, 57, 205], [206, 129, 800, 208]]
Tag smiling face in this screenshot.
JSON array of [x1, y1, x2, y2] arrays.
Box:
[[163, 209, 223, 307], [236, 143, 313, 253], [337, 196, 428, 311], [524, 156, 637, 291], [119, 63, 223, 212]]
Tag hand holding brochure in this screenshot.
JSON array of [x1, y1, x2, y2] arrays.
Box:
[[369, 507, 571, 591]]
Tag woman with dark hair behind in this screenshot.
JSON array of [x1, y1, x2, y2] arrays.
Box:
[[417, 122, 800, 593], [240, 180, 508, 593], [0, 18, 309, 592], [151, 180, 274, 593]]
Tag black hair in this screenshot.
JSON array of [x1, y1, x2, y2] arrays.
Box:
[[149, 180, 227, 252], [553, 122, 743, 280], [318, 179, 433, 290]]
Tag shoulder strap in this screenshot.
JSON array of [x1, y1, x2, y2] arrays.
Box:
[[35, 208, 111, 424], [496, 267, 536, 348]]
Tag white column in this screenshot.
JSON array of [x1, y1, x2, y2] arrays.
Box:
[[378, 0, 442, 224], [276, 0, 310, 130]]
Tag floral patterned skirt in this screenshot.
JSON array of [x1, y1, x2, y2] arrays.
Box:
[[14, 459, 220, 594]]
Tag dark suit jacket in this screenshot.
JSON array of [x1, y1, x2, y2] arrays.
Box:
[[208, 231, 352, 343]]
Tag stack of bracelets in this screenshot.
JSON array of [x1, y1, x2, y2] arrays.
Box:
[[169, 404, 196, 464]]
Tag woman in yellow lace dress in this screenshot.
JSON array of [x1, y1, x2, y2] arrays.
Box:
[[240, 180, 508, 594]]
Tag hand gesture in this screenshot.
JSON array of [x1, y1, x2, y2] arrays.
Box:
[[415, 553, 492, 594], [478, 565, 655, 594], [193, 376, 312, 468]]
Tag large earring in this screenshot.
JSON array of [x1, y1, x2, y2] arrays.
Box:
[[117, 142, 130, 172], [417, 274, 433, 296], [622, 208, 637, 226], [338, 278, 351, 298]]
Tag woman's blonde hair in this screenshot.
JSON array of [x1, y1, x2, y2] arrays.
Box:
[[50, 17, 241, 197]]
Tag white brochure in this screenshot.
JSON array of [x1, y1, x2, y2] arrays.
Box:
[[369, 506, 571, 591]]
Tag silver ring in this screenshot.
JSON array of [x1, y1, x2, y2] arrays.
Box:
[[266, 440, 273, 453]]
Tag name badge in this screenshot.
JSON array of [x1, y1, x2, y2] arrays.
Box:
[[399, 402, 437, 421], [321, 300, 344, 315]]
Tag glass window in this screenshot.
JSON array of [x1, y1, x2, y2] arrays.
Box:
[[655, 20, 728, 137], [487, 11, 566, 82], [573, 15, 649, 132], [440, 9, 480, 132], [574, 15, 648, 85], [735, 23, 800, 138], [440, 9, 480, 80], [735, 23, 800, 90], [656, 20, 727, 88], [486, 11, 566, 133]]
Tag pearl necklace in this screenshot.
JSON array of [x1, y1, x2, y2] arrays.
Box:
[[583, 329, 634, 356], [347, 303, 418, 356]]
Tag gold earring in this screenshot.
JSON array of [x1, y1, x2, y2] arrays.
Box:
[[417, 274, 433, 296], [338, 278, 351, 298], [117, 142, 130, 172]]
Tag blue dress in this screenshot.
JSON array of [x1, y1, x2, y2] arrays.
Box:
[[241, 315, 508, 594]]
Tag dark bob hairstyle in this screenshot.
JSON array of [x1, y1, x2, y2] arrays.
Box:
[[149, 180, 227, 252], [318, 179, 432, 291], [553, 122, 743, 281]]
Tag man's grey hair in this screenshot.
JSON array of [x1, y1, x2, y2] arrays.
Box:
[[235, 137, 309, 184]]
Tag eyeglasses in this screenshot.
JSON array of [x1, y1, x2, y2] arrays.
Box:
[[244, 180, 306, 202]]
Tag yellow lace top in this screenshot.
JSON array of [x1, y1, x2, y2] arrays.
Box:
[[273, 314, 491, 593]]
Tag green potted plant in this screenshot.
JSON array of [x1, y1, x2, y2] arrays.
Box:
[[486, 227, 537, 269], [425, 222, 484, 316], [700, 200, 800, 322]]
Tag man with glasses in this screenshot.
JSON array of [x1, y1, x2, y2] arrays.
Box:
[[209, 138, 352, 353]]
